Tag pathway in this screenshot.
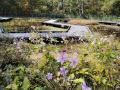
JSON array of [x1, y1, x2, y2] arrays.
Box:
[[0, 19, 92, 40]]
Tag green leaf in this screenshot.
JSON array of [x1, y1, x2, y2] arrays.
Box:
[[34, 87, 44, 90], [6, 84, 18, 90], [76, 85, 82, 90], [73, 78, 84, 84], [13, 76, 19, 84], [102, 78, 107, 84], [79, 68, 89, 74], [69, 74, 75, 79], [6, 84, 12, 89], [22, 77, 30, 90], [12, 84, 18, 90]]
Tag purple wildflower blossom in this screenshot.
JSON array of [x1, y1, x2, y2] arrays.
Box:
[[70, 57, 78, 68], [57, 50, 67, 64], [46, 72, 53, 80], [81, 81, 91, 90], [60, 67, 68, 77]]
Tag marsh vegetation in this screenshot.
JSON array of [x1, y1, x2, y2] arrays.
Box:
[[0, 0, 120, 90]]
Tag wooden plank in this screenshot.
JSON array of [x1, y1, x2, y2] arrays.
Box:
[[99, 21, 120, 26], [0, 20, 92, 41], [0, 17, 13, 22]]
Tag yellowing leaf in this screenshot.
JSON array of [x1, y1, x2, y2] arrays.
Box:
[[22, 77, 30, 90], [73, 78, 84, 84]]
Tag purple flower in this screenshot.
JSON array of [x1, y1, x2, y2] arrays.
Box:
[[57, 51, 67, 64], [70, 57, 78, 68], [60, 67, 68, 77], [81, 81, 91, 90], [46, 72, 53, 80]]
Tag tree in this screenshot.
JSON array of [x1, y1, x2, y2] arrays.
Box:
[[0, 0, 119, 17], [101, 0, 120, 16]]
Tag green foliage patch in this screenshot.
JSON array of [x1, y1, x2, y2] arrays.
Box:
[[0, 34, 120, 90]]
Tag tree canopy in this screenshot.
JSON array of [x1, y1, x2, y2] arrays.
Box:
[[0, 0, 119, 17]]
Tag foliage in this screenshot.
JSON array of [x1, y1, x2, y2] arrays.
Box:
[[0, 33, 120, 90], [0, 0, 119, 17]]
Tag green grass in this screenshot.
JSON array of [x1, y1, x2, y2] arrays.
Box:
[[37, 25, 68, 31]]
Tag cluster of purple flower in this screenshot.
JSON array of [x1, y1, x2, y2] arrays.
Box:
[[57, 50, 67, 64], [57, 50, 78, 67], [70, 57, 78, 68], [81, 81, 91, 90], [46, 72, 53, 80], [46, 50, 78, 79], [60, 67, 68, 77], [46, 50, 92, 90]]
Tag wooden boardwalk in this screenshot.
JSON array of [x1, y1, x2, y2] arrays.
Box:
[[0, 17, 13, 22], [98, 21, 120, 26], [0, 20, 92, 40]]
